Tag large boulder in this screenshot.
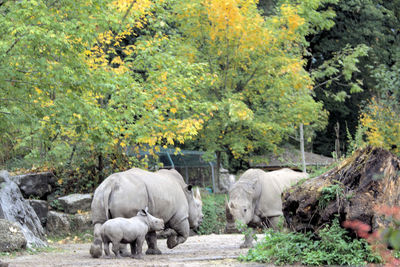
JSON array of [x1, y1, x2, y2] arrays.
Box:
[[57, 193, 92, 214], [11, 172, 55, 199], [0, 219, 27, 252], [46, 211, 70, 235], [29, 200, 49, 226], [70, 212, 92, 232], [46, 211, 92, 235], [0, 170, 47, 248]]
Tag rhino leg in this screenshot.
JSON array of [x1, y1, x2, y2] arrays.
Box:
[[132, 236, 145, 259], [90, 223, 103, 258], [112, 242, 123, 258], [267, 216, 280, 229], [103, 241, 111, 258], [119, 244, 130, 257], [145, 231, 162, 255], [240, 228, 254, 248], [167, 219, 189, 249]]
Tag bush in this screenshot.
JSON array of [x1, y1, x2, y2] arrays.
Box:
[[197, 193, 227, 235], [239, 218, 382, 265]]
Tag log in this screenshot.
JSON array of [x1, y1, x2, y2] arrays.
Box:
[[282, 146, 400, 233]]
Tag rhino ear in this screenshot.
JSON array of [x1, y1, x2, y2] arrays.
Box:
[[138, 208, 147, 216]]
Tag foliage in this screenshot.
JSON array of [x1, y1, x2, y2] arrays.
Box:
[[240, 218, 381, 265], [196, 193, 227, 235], [170, 0, 332, 165], [309, 0, 400, 156], [343, 205, 400, 265], [312, 44, 370, 101], [236, 221, 258, 243], [0, 0, 213, 189], [348, 61, 400, 157], [355, 62, 400, 156], [318, 181, 345, 209]]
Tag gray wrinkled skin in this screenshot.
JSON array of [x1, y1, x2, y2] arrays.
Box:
[[225, 168, 308, 248], [90, 168, 203, 258], [100, 208, 164, 259]]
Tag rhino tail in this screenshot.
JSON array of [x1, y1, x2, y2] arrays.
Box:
[[103, 184, 113, 220]]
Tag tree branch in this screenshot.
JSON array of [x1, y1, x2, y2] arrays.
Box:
[[313, 74, 344, 90], [121, 0, 137, 25]]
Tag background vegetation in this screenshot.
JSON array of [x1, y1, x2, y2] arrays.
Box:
[[197, 193, 227, 235], [0, 0, 399, 200]]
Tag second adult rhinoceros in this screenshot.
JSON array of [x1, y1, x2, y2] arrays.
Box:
[[90, 168, 203, 258], [225, 168, 308, 248]]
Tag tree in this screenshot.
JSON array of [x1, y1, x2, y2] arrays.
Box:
[[0, 0, 210, 187], [357, 62, 400, 156], [168, 0, 335, 173], [307, 0, 400, 156]]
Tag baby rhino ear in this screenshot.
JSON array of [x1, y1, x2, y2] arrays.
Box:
[[138, 207, 148, 216]]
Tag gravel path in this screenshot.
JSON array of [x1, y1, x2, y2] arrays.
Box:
[[2, 234, 270, 267]]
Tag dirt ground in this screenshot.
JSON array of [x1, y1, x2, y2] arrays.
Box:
[[2, 234, 271, 267]]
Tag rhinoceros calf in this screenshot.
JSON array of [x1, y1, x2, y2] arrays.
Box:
[[225, 168, 308, 248], [101, 208, 164, 259], [90, 168, 203, 258]]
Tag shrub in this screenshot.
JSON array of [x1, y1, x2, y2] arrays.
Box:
[[344, 205, 400, 265], [197, 193, 227, 235], [239, 218, 381, 265]]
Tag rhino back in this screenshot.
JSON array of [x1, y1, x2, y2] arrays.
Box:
[[98, 168, 188, 227], [229, 169, 261, 201], [129, 169, 189, 225], [257, 168, 307, 217]]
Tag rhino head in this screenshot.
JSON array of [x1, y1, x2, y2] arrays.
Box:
[[225, 180, 257, 232], [138, 207, 165, 231], [225, 198, 253, 228], [185, 186, 203, 229]]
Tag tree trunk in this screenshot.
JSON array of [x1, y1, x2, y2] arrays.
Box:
[[215, 151, 221, 193], [282, 146, 400, 233], [299, 123, 306, 173]]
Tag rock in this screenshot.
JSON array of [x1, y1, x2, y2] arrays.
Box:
[[57, 193, 92, 214], [46, 211, 92, 235], [28, 200, 49, 226], [218, 168, 235, 193], [11, 172, 55, 199], [0, 219, 27, 252], [0, 171, 47, 248], [46, 211, 70, 235], [70, 212, 92, 232]]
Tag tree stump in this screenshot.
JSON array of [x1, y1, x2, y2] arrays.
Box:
[[282, 146, 400, 233]]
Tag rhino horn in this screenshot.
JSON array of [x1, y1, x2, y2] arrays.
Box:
[[194, 187, 201, 200], [225, 200, 234, 221]]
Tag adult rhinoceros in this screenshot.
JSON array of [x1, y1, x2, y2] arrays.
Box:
[[90, 168, 203, 258], [225, 168, 308, 248]]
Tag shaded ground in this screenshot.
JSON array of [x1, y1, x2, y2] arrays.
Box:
[[3, 234, 270, 267]]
